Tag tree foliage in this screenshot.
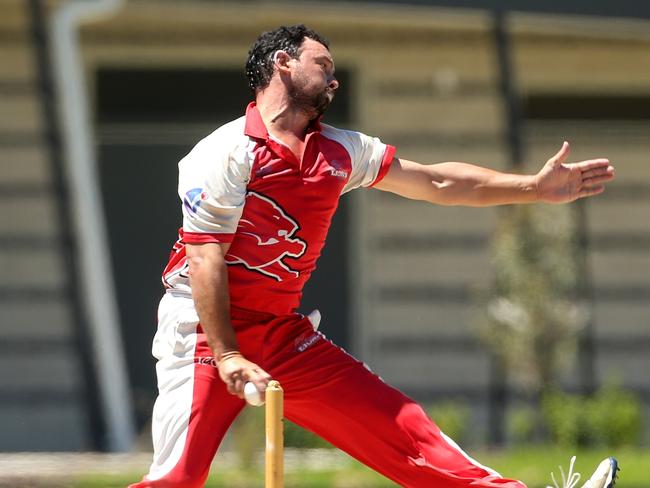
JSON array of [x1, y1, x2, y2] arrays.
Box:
[[480, 204, 587, 394]]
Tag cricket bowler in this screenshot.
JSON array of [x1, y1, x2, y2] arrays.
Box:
[[130, 24, 618, 488]]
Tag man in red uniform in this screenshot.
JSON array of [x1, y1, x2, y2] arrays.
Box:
[[131, 25, 618, 488]]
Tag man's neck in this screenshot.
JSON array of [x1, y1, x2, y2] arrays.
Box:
[[256, 91, 312, 142]]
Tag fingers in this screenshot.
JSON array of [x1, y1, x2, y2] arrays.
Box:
[[575, 161, 614, 200], [571, 158, 613, 172], [583, 173, 614, 187], [581, 164, 614, 178], [548, 141, 571, 167], [247, 367, 272, 394], [226, 371, 246, 397], [581, 164, 615, 185], [579, 185, 605, 198]]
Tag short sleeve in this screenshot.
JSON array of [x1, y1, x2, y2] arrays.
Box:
[[178, 134, 252, 244], [339, 130, 396, 194]]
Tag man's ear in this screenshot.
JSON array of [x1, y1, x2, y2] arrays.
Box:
[[273, 50, 293, 74]]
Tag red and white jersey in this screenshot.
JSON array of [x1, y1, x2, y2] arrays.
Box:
[[163, 102, 396, 315]]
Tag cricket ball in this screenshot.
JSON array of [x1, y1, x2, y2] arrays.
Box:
[[244, 381, 264, 406]]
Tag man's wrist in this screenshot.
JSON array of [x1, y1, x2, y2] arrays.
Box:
[[527, 174, 541, 202], [217, 350, 243, 366]]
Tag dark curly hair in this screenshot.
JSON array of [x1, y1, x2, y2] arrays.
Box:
[[245, 24, 330, 93]]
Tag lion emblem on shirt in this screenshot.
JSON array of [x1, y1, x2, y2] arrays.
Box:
[[225, 192, 307, 281]]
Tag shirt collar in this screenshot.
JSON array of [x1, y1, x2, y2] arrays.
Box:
[[243, 101, 323, 140]]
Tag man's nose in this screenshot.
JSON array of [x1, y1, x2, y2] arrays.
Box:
[[328, 77, 339, 90]]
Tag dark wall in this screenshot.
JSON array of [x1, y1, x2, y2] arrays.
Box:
[[98, 144, 182, 428]]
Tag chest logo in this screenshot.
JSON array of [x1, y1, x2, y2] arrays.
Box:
[[329, 159, 349, 179], [225, 192, 307, 282]]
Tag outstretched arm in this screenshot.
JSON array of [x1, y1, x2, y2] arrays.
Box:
[[374, 142, 615, 206]]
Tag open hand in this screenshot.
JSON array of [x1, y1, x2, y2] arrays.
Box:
[[218, 353, 271, 399], [535, 141, 615, 203]]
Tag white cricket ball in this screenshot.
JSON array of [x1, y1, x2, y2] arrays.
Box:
[[244, 382, 264, 406]]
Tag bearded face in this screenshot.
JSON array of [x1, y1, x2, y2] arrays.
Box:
[[288, 61, 335, 118]]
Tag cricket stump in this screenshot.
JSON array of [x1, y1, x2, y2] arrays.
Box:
[[265, 380, 284, 488]]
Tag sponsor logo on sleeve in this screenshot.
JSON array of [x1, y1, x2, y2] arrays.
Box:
[[183, 187, 208, 215]]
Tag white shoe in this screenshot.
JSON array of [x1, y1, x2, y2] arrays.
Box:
[[547, 456, 619, 488], [580, 457, 619, 488]]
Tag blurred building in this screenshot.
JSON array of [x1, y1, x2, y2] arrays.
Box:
[[1, 0, 649, 451]]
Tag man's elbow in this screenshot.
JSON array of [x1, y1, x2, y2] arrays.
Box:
[[189, 253, 227, 273], [188, 254, 205, 270], [424, 180, 464, 206]]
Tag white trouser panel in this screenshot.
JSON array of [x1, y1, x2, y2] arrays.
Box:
[[147, 293, 199, 481]]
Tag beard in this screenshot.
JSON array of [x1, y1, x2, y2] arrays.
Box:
[[288, 71, 334, 119]]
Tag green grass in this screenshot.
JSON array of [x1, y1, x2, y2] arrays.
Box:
[[70, 446, 648, 488], [478, 446, 646, 487], [72, 465, 392, 488]]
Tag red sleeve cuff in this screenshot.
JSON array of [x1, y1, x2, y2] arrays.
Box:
[[183, 231, 235, 244], [369, 144, 396, 187]]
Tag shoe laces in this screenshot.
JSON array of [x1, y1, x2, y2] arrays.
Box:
[[547, 456, 582, 488]]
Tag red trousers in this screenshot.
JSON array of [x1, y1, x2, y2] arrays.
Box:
[[130, 293, 526, 488]]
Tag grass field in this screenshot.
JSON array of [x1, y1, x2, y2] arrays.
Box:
[[6, 446, 643, 488]]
